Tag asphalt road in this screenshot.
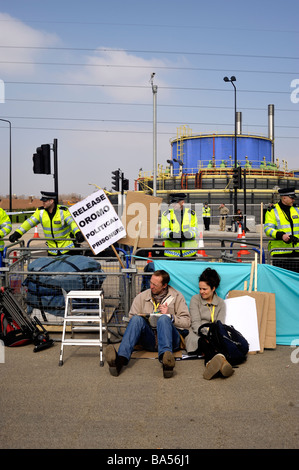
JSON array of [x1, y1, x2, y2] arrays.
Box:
[[1, 333, 298, 451]]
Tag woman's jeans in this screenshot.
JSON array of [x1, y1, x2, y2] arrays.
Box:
[[118, 314, 181, 361]]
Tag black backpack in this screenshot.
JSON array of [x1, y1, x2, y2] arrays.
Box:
[[198, 320, 249, 366]]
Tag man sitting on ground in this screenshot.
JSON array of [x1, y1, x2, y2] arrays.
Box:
[[106, 269, 190, 378]]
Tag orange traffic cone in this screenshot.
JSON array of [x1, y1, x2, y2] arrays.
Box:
[[235, 224, 243, 261], [197, 232, 208, 257], [147, 252, 152, 263], [237, 229, 250, 259], [237, 223, 242, 239], [33, 226, 40, 238]]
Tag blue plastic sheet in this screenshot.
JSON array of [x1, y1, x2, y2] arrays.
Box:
[[23, 255, 106, 316], [153, 260, 299, 345]]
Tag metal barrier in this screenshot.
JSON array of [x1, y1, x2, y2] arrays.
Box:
[[133, 239, 265, 265], [0, 239, 25, 290], [1, 243, 130, 344], [268, 247, 299, 273], [0, 235, 277, 339]]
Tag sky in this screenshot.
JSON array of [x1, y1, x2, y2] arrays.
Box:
[[0, 0, 298, 199]]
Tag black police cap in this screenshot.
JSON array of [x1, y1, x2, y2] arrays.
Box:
[[170, 193, 187, 203], [40, 191, 58, 201], [278, 187, 297, 198]]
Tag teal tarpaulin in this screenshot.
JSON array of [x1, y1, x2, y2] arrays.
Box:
[[153, 260, 299, 346]]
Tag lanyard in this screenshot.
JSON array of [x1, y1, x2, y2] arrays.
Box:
[[152, 294, 172, 313], [207, 304, 215, 322]]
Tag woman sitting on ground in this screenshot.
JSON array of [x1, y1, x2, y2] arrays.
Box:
[[185, 267, 234, 379]]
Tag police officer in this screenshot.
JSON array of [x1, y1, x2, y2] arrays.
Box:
[[9, 191, 84, 256], [264, 187, 299, 272], [0, 199, 12, 253], [161, 193, 198, 257], [203, 202, 211, 231]]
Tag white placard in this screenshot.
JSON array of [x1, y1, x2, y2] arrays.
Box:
[[69, 189, 126, 255], [224, 296, 260, 352]]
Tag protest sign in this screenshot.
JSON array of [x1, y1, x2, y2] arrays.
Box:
[[118, 191, 162, 248], [69, 189, 126, 255]]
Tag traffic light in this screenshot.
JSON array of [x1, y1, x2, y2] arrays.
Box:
[[33, 144, 51, 174], [233, 166, 242, 189], [111, 169, 120, 191], [122, 178, 129, 191]]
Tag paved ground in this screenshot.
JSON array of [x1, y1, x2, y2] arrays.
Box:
[[0, 333, 298, 450]]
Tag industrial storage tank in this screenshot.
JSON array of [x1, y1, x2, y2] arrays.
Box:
[[170, 105, 275, 174], [171, 133, 273, 175], [136, 104, 298, 223]]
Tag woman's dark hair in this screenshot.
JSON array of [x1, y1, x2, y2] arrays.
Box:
[[199, 268, 221, 289]]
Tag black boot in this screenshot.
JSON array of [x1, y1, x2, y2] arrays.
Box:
[[161, 351, 175, 378], [106, 344, 127, 376]]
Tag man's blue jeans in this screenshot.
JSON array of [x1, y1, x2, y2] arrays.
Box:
[[118, 314, 181, 361], [233, 221, 244, 232]]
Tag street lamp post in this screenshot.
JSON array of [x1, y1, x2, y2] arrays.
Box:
[[0, 118, 12, 214], [151, 73, 158, 197], [223, 76, 238, 215]]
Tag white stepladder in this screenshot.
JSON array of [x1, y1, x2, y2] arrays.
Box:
[[59, 290, 104, 367]]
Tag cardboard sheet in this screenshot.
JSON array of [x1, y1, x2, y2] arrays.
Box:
[[224, 296, 260, 352], [227, 290, 276, 351], [119, 191, 163, 248]]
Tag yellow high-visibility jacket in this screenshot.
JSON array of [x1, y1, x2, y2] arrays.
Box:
[[161, 208, 198, 257], [0, 208, 12, 252], [16, 205, 80, 255], [203, 206, 211, 218], [264, 203, 299, 255]]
